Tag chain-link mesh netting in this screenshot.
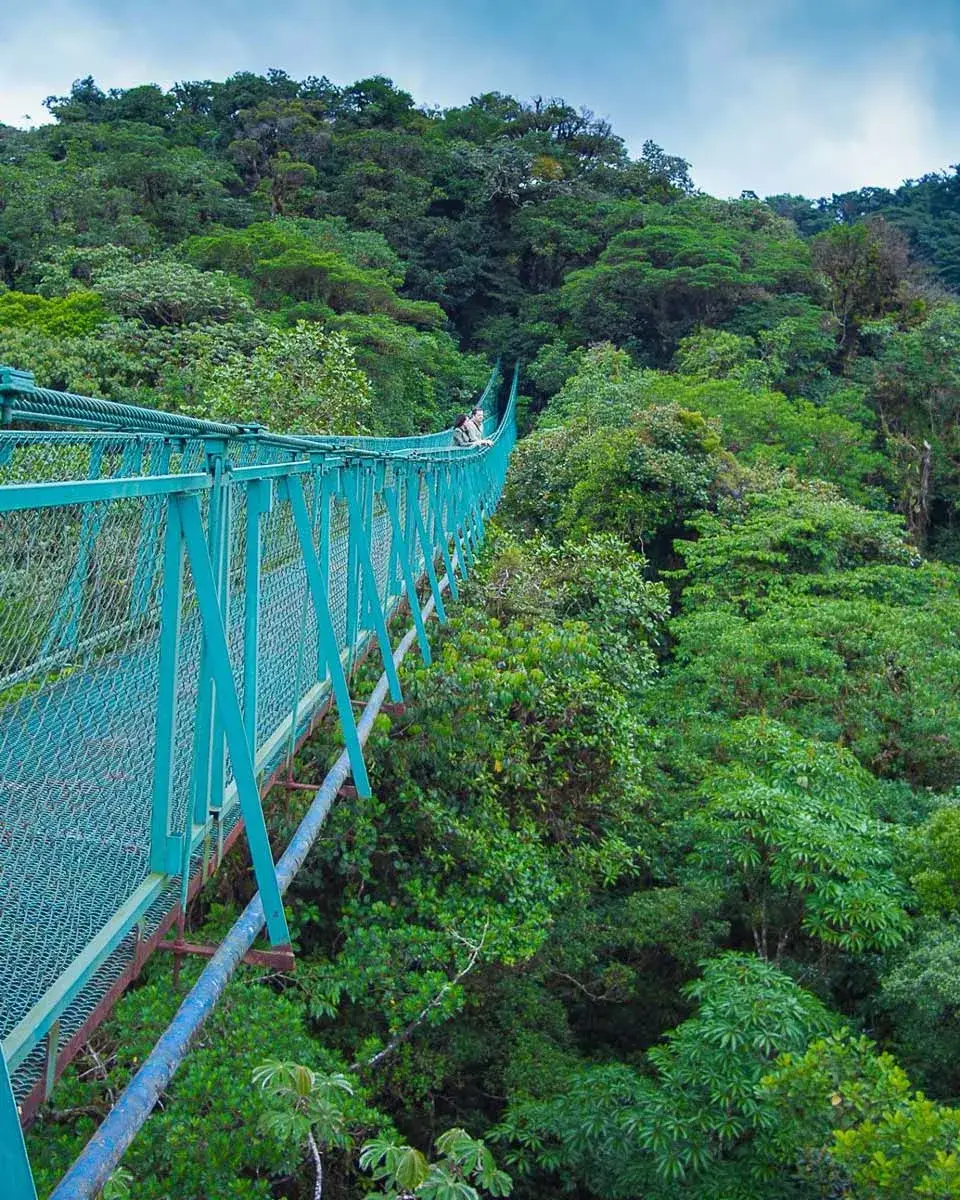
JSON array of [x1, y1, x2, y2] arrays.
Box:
[[0, 363, 516, 1115], [0, 487, 164, 1084]]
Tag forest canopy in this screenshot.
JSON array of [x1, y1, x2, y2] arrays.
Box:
[[6, 68, 960, 1200]]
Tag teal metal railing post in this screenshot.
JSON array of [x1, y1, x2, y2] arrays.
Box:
[[150, 498, 185, 874], [175, 493, 291, 947], [209, 460, 233, 816], [411, 469, 448, 622], [283, 474, 372, 797], [384, 484, 432, 665], [316, 463, 334, 682], [286, 458, 325, 769], [383, 462, 401, 610], [474, 453, 491, 547], [428, 470, 459, 601], [345, 470, 402, 703], [344, 463, 362, 668], [467, 463, 485, 553], [451, 463, 475, 573], [372, 461, 392, 615], [190, 441, 227, 826], [1, 1050, 37, 1200], [318, 463, 333, 579], [242, 477, 272, 755], [441, 465, 469, 583], [360, 463, 376, 637], [405, 468, 421, 584]]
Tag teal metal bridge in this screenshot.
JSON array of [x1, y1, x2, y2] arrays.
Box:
[[0, 362, 517, 1199]]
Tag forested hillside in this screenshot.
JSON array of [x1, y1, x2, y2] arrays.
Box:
[[8, 70, 960, 1199]]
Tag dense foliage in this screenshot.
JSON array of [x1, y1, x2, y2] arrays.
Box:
[[13, 67, 960, 1199]]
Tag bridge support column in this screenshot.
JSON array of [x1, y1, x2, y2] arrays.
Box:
[[316, 465, 334, 682], [384, 485, 432, 666], [209, 469, 232, 817], [284, 475, 372, 798], [345, 481, 403, 704], [175, 494, 291, 949], [150, 497, 186, 874], [1, 1050, 37, 1200], [410, 473, 447, 623], [190, 441, 228, 829]]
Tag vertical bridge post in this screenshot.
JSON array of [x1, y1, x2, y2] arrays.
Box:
[[1, 1051, 37, 1200], [175, 493, 291, 948]]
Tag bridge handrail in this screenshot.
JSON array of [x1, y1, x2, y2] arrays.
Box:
[[0, 361, 519, 1200], [0, 361, 504, 460]]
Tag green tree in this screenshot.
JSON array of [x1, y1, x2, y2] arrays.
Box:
[[0, 290, 105, 336], [253, 1061, 354, 1200], [361, 1128, 512, 1200], [96, 258, 253, 326], [680, 718, 911, 961], [560, 199, 817, 362], [498, 954, 835, 1198], [880, 920, 960, 1097], [758, 1032, 960, 1197], [810, 217, 910, 350], [188, 321, 372, 432]]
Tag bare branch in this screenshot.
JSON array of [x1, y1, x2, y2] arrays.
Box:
[[359, 923, 489, 1071], [546, 968, 619, 1002], [307, 1129, 324, 1200]]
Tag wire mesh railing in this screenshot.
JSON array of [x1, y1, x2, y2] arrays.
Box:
[[0, 361, 518, 1199]]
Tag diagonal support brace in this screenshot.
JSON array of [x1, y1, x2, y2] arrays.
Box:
[[283, 475, 372, 798], [345, 484, 403, 703], [384, 485, 432, 665], [428, 473, 460, 599], [175, 494, 291, 948], [410, 481, 448, 622]]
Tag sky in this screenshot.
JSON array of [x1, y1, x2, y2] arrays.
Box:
[[1, 0, 958, 198]]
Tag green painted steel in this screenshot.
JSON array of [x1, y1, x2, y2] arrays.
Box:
[[0, 360, 517, 1195], [1, 1051, 36, 1200]]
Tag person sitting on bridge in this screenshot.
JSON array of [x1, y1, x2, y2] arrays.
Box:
[[468, 408, 493, 446], [468, 405, 486, 440], [453, 413, 491, 448]]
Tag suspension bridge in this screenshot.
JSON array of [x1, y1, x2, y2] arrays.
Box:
[[0, 361, 518, 1199]]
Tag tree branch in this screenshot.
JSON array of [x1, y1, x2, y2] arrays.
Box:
[[44, 1104, 108, 1123], [546, 968, 614, 1001], [359, 923, 489, 1071], [307, 1129, 324, 1200]]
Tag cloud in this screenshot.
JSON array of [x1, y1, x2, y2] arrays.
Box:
[[0, 0, 956, 199], [663, 1, 956, 196], [1, 3, 200, 124], [0, 0, 522, 127]]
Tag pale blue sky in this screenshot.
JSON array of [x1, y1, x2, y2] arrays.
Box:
[[1, 0, 957, 197]]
